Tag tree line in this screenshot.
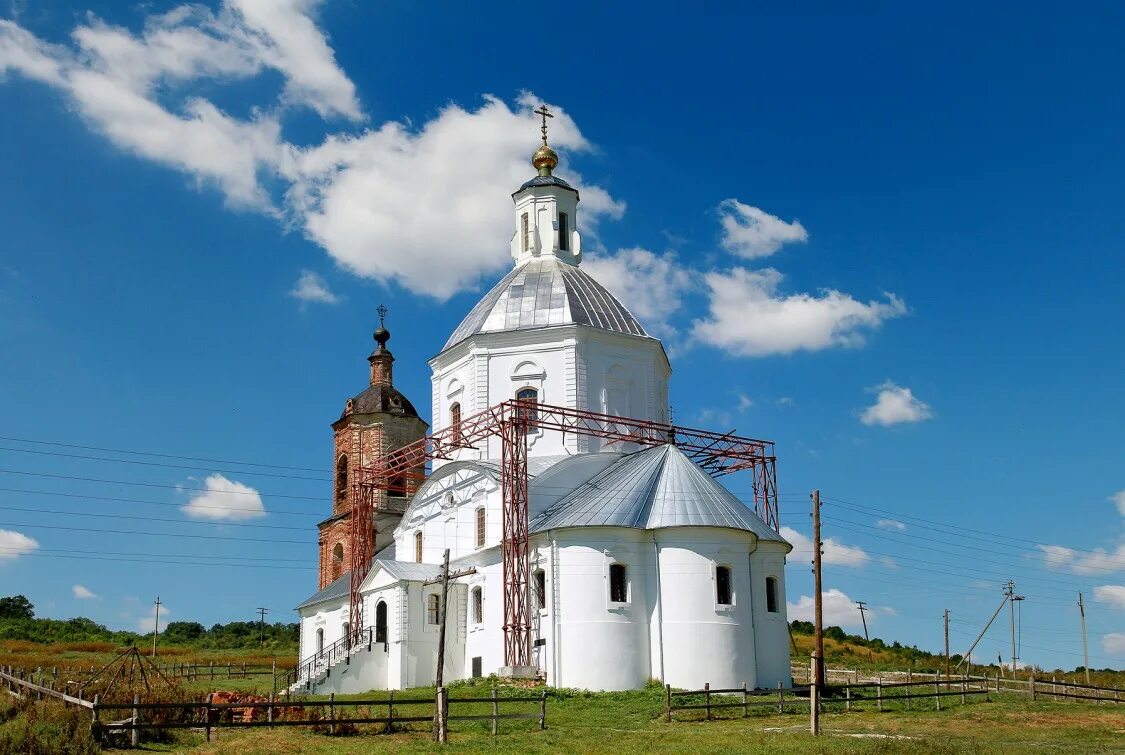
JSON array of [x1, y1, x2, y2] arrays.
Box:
[[0, 595, 297, 649]]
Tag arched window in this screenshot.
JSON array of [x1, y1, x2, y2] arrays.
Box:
[[315, 628, 324, 654], [533, 569, 546, 610], [766, 576, 779, 613], [331, 542, 344, 582], [558, 212, 569, 251], [609, 563, 627, 603], [716, 565, 732, 605], [521, 212, 530, 252], [471, 587, 483, 625], [450, 402, 462, 444], [375, 600, 388, 644], [427, 593, 441, 625], [515, 387, 538, 427], [335, 455, 348, 501], [414, 531, 423, 563], [475, 506, 486, 548]]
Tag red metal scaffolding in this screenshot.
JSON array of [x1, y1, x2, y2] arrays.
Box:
[[347, 400, 778, 669]]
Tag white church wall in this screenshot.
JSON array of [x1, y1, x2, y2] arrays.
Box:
[[550, 527, 652, 691], [749, 541, 792, 689], [654, 528, 757, 691]]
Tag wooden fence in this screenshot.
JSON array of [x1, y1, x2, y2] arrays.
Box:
[[664, 682, 809, 721]]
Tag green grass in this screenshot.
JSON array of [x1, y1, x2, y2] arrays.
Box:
[[91, 687, 1123, 754]]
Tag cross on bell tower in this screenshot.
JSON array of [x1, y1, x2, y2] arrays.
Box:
[[534, 104, 553, 145]]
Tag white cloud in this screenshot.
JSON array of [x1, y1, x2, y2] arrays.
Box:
[[860, 381, 934, 426], [3, 11, 628, 300], [286, 95, 623, 299], [691, 267, 907, 357], [72, 585, 98, 600], [1110, 490, 1125, 518], [581, 248, 693, 337], [1093, 585, 1125, 610], [781, 525, 870, 567], [1039, 543, 1125, 575], [0, 529, 38, 561], [735, 392, 754, 412], [876, 519, 907, 531], [788, 588, 878, 629], [1102, 633, 1125, 655], [717, 199, 807, 258], [880, 556, 899, 569], [181, 473, 266, 520], [289, 269, 339, 304], [137, 603, 170, 633]]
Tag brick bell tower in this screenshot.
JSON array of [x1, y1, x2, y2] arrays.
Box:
[[317, 307, 428, 589]]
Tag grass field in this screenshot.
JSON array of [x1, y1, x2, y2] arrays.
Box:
[[95, 690, 1122, 754]]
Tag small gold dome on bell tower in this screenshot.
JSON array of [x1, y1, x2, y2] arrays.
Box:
[[531, 143, 558, 176]]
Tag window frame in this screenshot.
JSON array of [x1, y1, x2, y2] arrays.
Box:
[[414, 530, 423, 563], [426, 593, 441, 625], [515, 387, 539, 428], [558, 212, 569, 251], [450, 402, 462, 444], [715, 564, 733, 607], [765, 576, 779, 614], [475, 506, 486, 548], [471, 586, 483, 625], [335, 454, 348, 501], [374, 600, 388, 644], [608, 563, 628, 605], [521, 212, 529, 252], [533, 568, 546, 611]]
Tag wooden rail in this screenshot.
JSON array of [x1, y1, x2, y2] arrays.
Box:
[[0, 665, 94, 708]]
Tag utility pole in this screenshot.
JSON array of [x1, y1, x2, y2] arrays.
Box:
[[1078, 592, 1090, 685], [1005, 580, 1025, 676], [955, 589, 1009, 671], [151, 596, 161, 658], [856, 600, 873, 662], [426, 549, 476, 743], [810, 490, 828, 693], [425, 548, 477, 688], [944, 609, 951, 682], [257, 607, 269, 647]]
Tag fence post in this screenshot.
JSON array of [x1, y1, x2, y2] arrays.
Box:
[[210, 661, 214, 681], [329, 692, 336, 736], [131, 694, 140, 748], [491, 687, 498, 735], [704, 682, 711, 721], [388, 690, 395, 731], [934, 680, 941, 711], [906, 670, 912, 710], [540, 690, 547, 730], [845, 683, 851, 712], [665, 684, 671, 722], [776, 681, 783, 715], [961, 675, 966, 705], [876, 679, 883, 712], [91, 694, 100, 743], [205, 693, 213, 743], [1030, 674, 1036, 702]]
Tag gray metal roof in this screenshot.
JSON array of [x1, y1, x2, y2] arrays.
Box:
[[373, 559, 441, 583], [443, 258, 649, 350], [515, 175, 578, 196], [296, 571, 350, 610], [529, 444, 788, 544]]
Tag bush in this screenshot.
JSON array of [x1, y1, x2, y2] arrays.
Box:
[[0, 698, 98, 755]]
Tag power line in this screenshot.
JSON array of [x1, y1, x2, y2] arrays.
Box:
[[0, 445, 331, 482], [0, 434, 328, 473], [0, 521, 312, 544], [0, 544, 307, 562], [0, 504, 309, 530], [0, 486, 322, 517], [0, 548, 313, 570], [0, 468, 324, 501]]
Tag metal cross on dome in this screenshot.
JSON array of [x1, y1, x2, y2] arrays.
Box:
[[376, 304, 388, 326], [534, 104, 553, 144]]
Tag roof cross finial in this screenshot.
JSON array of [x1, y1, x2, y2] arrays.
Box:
[[534, 104, 553, 145], [376, 303, 388, 327]]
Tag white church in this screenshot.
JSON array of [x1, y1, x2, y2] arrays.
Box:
[[295, 125, 793, 693]]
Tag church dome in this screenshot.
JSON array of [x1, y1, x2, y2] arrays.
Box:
[[342, 384, 420, 420], [442, 257, 649, 351]]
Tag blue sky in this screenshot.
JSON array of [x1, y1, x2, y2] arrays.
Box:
[[0, 1, 1122, 670]]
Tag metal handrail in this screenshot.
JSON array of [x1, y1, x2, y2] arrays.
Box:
[[277, 628, 372, 693]]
